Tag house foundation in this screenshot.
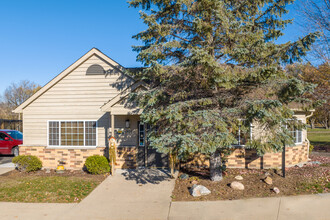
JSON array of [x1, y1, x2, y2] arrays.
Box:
[[19, 143, 308, 170], [183, 143, 309, 169]]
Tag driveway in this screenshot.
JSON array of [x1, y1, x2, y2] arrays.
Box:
[[0, 155, 13, 165]]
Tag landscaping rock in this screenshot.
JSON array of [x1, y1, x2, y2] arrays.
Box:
[[264, 176, 273, 185], [189, 184, 211, 197], [45, 169, 51, 174], [272, 187, 280, 194], [230, 181, 245, 190], [235, 175, 243, 181], [191, 180, 198, 185], [179, 174, 189, 180], [264, 172, 271, 176]]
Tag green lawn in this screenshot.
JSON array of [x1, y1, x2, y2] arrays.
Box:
[[0, 174, 105, 203], [307, 128, 330, 147]]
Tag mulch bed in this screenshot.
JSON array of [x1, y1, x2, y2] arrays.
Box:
[[172, 155, 330, 201], [313, 144, 330, 152]]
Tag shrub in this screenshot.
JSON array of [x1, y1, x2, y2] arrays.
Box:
[[84, 155, 110, 174], [309, 144, 314, 154], [12, 155, 42, 172]]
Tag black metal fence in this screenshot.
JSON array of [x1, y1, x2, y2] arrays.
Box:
[[0, 119, 22, 132]]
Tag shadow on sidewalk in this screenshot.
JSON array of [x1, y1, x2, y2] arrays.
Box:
[[121, 168, 172, 185]]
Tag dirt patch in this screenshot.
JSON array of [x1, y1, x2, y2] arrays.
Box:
[[313, 144, 330, 152], [172, 155, 330, 201]]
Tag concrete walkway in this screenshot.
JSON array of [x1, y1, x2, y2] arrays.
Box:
[[61, 169, 176, 220], [0, 163, 15, 175]]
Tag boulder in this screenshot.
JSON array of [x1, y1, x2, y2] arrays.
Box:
[[235, 175, 243, 181], [189, 184, 211, 197], [272, 187, 280, 194], [179, 173, 189, 180], [230, 181, 245, 190], [264, 176, 273, 185]]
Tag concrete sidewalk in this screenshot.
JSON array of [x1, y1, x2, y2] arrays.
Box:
[[0, 168, 329, 220], [0, 203, 75, 220], [169, 193, 330, 220]]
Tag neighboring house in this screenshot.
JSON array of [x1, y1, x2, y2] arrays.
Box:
[[14, 48, 311, 170]]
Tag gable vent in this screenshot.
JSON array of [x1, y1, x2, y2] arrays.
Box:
[[86, 64, 105, 75]]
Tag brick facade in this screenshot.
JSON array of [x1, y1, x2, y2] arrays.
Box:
[[19, 146, 137, 170], [20, 143, 308, 170], [183, 143, 308, 169]]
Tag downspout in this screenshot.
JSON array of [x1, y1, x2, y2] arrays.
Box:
[[305, 110, 315, 159]]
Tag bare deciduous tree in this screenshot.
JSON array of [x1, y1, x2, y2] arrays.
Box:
[[298, 0, 330, 63], [0, 80, 40, 119]]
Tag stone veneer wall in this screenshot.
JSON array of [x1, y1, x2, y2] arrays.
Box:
[[183, 143, 308, 169], [19, 146, 138, 170]]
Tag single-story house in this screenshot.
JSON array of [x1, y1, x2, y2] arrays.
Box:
[[14, 48, 311, 170]]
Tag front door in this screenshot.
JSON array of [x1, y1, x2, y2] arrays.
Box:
[[137, 122, 169, 168]]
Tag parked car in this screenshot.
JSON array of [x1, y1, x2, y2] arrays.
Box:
[[0, 129, 23, 156]]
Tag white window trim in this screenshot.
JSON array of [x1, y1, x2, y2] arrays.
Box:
[[47, 120, 98, 148], [285, 119, 303, 145], [232, 123, 253, 147]]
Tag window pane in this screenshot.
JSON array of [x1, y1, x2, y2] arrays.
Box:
[[139, 123, 145, 146], [48, 121, 59, 146], [60, 121, 84, 146], [233, 124, 251, 146], [85, 121, 96, 146], [297, 130, 302, 143]]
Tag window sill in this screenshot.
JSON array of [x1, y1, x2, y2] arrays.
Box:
[[46, 146, 99, 150]]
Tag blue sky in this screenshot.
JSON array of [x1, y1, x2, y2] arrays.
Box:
[[0, 0, 306, 96]]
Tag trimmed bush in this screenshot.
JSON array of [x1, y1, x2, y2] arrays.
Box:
[[12, 155, 42, 172], [84, 155, 110, 174]]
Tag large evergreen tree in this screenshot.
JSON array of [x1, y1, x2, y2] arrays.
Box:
[[129, 0, 318, 181]]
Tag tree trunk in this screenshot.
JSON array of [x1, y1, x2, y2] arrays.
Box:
[[210, 149, 223, 182], [310, 118, 315, 129]]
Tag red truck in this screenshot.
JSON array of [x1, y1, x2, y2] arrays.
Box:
[[0, 129, 22, 156]]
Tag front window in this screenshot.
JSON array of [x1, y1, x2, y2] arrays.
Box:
[[288, 125, 302, 144], [48, 121, 97, 147]]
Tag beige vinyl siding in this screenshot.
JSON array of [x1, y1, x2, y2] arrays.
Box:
[[22, 54, 134, 147], [113, 115, 139, 147]]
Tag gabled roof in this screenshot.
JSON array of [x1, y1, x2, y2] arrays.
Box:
[[13, 48, 128, 113], [100, 80, 148, 112]]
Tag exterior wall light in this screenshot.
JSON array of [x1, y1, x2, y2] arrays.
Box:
[[125, 119, 130, 128]]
